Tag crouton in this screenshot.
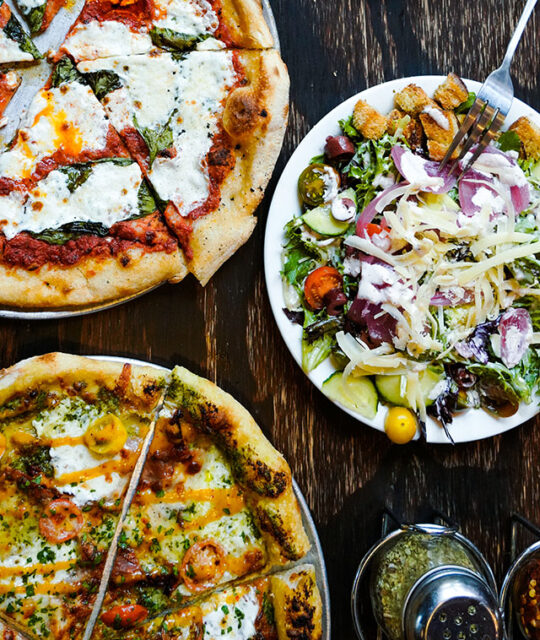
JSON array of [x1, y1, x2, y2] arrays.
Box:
[[353, 99, 388, 140], [419, 107, 459, 161], [387, 108, 424, 150], [433, 73, 469, 110], [509, 116, 540, 159], [394, 84, 433, 115]]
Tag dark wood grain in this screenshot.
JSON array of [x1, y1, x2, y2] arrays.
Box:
[[1, 1, 539, 637]]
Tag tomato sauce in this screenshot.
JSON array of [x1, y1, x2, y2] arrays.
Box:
[[0, 213, 177, 270], [0, 2, 11, 29], [74, 0, 152, 30]]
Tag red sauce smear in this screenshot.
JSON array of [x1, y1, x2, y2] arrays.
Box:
[[0, 2, 11, 29], [211, 0, 233, 47], [0, 213, 177, 270], [70, 0, 152, 31], [41, 0, 68, 32]]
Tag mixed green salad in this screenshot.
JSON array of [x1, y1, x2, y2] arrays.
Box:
[[281, 76, 540, 443]]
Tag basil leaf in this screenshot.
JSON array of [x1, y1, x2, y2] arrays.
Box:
[[3, 8, 41, 59], [497, 130, 521, 153], [455, 92, 476, 114], [58, 164, 93, 192], [31, 221, 109, 245], [134, 116, 174, 167], [85, 70, 122, 100], [149, 27, 208, 52], [51, 57, 81, 88], [23, 2, 46, 35], [137, 180, 157, 217]]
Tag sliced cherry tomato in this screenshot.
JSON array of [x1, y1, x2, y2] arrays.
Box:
[[304, 266, 343, 311], [298, 163, 340, 207], [180, 540, 225, 592], [100, 604, 148, 629], [365, 223, 385, 236], [84, 414, 127, 456], [0, 433, 5, 460], [39, 499, 84, 544]]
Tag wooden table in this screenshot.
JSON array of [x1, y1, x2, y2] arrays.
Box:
[[1, 0, 539, 637]]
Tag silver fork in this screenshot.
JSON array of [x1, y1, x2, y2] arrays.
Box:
[[440, 0, 538, 175]]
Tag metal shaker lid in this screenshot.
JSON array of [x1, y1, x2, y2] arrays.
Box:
[[403, 565, 503, 640]]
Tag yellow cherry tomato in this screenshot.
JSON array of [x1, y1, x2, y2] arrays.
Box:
[[84, 415, 127, 456], [384, 407, 417, 444], [0, 433, 6, 459], [11, 430, 36, 447]]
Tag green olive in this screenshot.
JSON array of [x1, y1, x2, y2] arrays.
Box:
[[298, 164, 340, 207]]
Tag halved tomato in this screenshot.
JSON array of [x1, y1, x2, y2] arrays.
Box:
[[304, 266, 343, 310], [100, 604, 148, 629], [39, 499, 84, 544], [180, 540, 225, 592]]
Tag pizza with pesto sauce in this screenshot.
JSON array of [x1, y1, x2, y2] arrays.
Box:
[[0, 353, 166, 639], [0, 0, 287, 309], [0, 354, 323, 640]]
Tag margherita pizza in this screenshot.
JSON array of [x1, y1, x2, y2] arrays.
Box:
[[0, 354, 323, 640], [0, 0, 288, 309]]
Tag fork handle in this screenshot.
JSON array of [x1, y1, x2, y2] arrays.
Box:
[[502, 0, 538, 69]]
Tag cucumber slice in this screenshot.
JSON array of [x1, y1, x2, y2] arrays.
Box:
[[302, 188, 357, 236], [302, 206, 349, 236], [375, 369, 443, 408], [322, 371, 378, 418]]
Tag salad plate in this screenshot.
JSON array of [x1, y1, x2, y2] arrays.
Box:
[[264, 75, 540, 444]]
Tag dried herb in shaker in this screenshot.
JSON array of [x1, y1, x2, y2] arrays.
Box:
[[370, 532, 478, 640]]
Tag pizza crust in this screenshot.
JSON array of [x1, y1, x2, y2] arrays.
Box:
[[0, 246, 187, 308], [221, 0, 275, 49], [271, 564, 324, 640], [167, 365, 311, 563], [188, 48, 289, 285], [0, 352, 166, 410]]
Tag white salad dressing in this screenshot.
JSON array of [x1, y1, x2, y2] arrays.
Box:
[[399, 151, 444, 189], [422, 105, 450, 130]]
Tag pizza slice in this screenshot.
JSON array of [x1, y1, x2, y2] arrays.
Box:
[[59, 0, 274, 63], [97, 565, 323, 640], [0, 71, 21, 129], [0, 59, 187, 308], [90, 364, 310, 636], [78, 48, 289, 284], [0, 0, 41, 62], [15, 0, 66, 35], [0, 353, 167, 640]]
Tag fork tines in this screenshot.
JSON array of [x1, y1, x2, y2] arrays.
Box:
[[439, 98, 506, 177]]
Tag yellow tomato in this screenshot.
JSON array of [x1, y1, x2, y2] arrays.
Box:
[[384, 407, 417, 444], [0, 433, 6, 459], [11, 430, 36, 447], [84, 414, 127, 456]]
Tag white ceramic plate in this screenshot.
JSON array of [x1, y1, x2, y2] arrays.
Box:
[[264, 75, 540, 444]]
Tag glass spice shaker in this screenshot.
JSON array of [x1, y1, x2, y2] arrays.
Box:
[[352, 523, 503, 640]]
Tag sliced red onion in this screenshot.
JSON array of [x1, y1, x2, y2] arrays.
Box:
[[430, 289, 474, 307], [391, 145, 456, 194], [355, 182, 409, 236], [499, 308, 533, 368], [325, 135, 355, 160], [459, 144, 530, 215], [458, 170, 501, 216]]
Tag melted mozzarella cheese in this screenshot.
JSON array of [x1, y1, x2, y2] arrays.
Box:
[[16, 0, 45, 10], [1, 162, 142, 240], [201, 587, 260, 640], [62, 20, 152, 61], [149, 51, 235, 214], [153, 0, 218, 36], [0, 30, 34, 63], [79, 54, 180, 130], [0, 82, 110, 180], [32, 398, 131, 506]]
